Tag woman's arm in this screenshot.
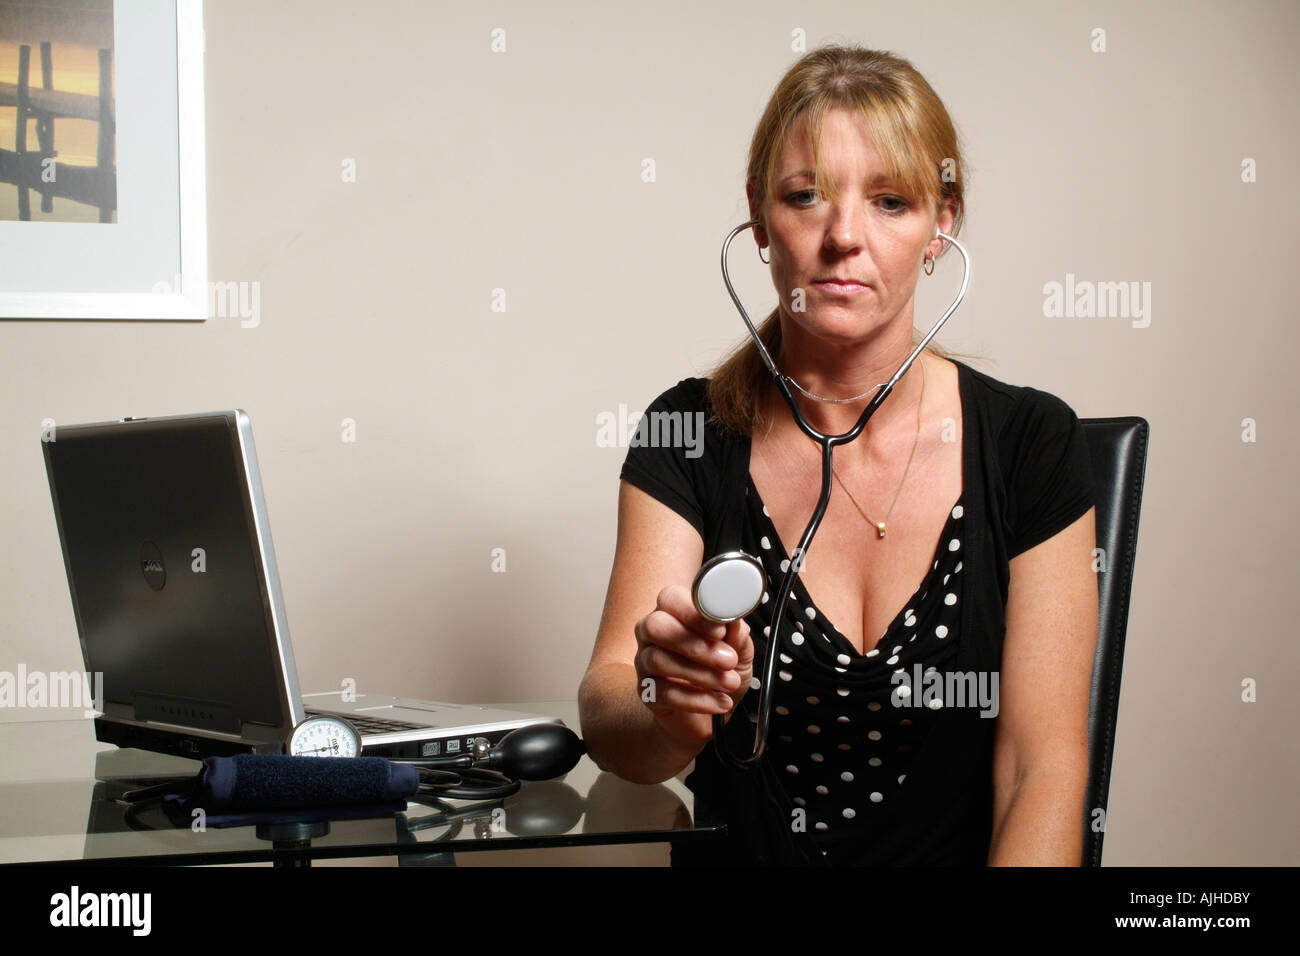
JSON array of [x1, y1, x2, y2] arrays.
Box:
[[987, 505, 1099, 865], [578, 480, 727, 785]]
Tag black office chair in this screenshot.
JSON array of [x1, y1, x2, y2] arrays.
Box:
[[1078, 416, 1150, 866]]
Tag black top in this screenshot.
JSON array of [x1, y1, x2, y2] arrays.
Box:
[[618, 358, 1097, 865]]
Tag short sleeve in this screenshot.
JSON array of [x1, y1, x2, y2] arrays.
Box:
[[617, 378, 713, 540], [1003, 388, 1097, 559]]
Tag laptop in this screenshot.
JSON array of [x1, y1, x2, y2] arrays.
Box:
[[41, 409, 562, 759]]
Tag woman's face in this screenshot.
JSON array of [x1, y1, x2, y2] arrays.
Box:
[[749, 108, 953, 349]]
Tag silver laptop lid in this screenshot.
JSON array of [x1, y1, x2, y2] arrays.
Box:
[[42, 410, 304, 751]]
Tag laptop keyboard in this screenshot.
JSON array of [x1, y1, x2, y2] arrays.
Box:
[[305, 708, 427, 735]]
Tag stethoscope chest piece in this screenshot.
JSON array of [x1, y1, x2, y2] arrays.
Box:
[[692, 551, 766, 623]]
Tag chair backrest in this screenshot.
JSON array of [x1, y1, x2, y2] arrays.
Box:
[[1078, 416, 1150, 866]]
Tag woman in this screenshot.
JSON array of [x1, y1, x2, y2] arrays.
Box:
[[578, 45, 1098, 866]]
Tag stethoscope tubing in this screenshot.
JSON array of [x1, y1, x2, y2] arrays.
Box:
[[713, 219, 971, 768]]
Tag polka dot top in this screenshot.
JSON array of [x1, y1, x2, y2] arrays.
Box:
[[739, 475, 966, 862]]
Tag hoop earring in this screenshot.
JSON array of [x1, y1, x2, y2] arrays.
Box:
[[922, 251, 935, 276], [759, 246, 770, 265]]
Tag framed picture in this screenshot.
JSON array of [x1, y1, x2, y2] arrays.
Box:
[[0, 0, 206, 320]]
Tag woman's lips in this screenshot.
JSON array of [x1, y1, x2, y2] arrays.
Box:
[[813, 280, 870, 296]]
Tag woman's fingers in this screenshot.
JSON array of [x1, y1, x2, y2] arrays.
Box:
[[635, 641, 741, 694], [632, 584, 752, 715]]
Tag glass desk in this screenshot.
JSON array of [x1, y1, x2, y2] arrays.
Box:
[[0, 701, 723, 866]]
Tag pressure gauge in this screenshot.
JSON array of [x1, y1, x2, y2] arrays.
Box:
[[287, 715, 362, 758]]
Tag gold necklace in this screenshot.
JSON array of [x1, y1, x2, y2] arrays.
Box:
[[830, 359, 926, 539]]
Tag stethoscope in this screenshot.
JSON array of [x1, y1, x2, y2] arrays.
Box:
[[691, 219, 971, 770]]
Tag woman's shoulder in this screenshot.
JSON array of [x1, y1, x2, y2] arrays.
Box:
[[641, 376, 711, 413], [948, 357, 1086, 432]]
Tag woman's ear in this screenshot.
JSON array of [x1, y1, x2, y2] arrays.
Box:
[[745, 183, 768, 251]]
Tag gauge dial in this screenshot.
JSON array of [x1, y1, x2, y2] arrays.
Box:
[[287, 715, 361, 758]]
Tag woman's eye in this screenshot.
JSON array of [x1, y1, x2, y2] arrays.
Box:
[[787, 191, 909, 212]]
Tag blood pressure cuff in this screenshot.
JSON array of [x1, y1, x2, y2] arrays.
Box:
[[161, 754, 420, 828]]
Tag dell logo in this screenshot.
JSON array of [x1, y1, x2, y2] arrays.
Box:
[[138, 541, 166, 591]]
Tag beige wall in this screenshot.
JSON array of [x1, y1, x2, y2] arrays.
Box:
[[2, 0, 1296, 865]]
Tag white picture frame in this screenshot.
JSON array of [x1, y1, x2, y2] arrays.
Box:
[[0, 0, 206, 320]]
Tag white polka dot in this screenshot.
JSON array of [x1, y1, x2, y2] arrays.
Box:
[[944, 593, 957, 605], [900, 718, 913, 726], [763, 505, 770, 517], [933, 560, 938, 570], [897, 775, 906, 784], [904, 615, 917, 628], [928, 697, 944, 709], [779, 559, 789, 573], [836, 715, 850, 724], [868, 730, 882, 741], [935, 624, 948, 638], [886, 655, 899, 665], [952, 505, 963, 519], [865, 649, 879, 658], [810, 753, 824, 762], [779, 669, 792, 682], [837, 654, 851, 666], [793, 796, 805, 807], [834, 666, 846, 673], [869, 757, 882, 767], [776, 705, 790, 715], [806, 696, 819, 705], [750, 677, 761, 690], [761, 536, 771, 550], [779, 653, 792, 664], [815, 822, 828, 831], [954, 561, 962, 572], [943, 573, 951, 585], [805, 606, 816, 620], [840, 771, 854, 783], [870, 792, 883, 803], [807, 725, 821, 734], [816, 785, 828, 795], [763, 626, 771, 637], [948, 538, 960, 552], [868, 701, 883, 711], [791, 632, 804, 646], [842, 807, 857, 819], [786, 764, 799, 774], [837, 743, 851, 751], [761, 591, 769, 604], [794, 620, 804, 632]]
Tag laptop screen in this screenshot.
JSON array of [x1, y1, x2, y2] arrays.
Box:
[[43, 413, 294, 736]]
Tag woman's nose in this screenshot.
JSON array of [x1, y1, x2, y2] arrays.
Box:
[[822, 201, 865, 252]]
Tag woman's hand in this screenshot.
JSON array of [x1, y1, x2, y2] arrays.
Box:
[[633, 584, 755, 748]]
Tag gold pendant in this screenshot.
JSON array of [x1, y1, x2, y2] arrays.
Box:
[[876, 522, 887, 538]]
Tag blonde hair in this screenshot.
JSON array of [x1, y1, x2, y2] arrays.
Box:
[[707, 45, 980, 436]]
